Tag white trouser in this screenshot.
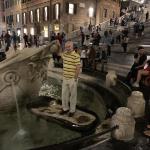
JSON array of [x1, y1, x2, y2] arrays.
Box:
[[62, 78, 77, 113]]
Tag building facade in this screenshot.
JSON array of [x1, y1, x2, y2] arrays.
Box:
[[0, 0, 5, 33], [4, 0, 22, 35], [4, 0, 120, 37]]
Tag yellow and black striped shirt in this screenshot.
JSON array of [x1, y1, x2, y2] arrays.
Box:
[[62, 51, 80, 79]]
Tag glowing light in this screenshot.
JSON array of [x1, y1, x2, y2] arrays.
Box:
[[89, 7, 94, 18]]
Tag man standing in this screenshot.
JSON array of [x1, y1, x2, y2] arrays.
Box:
[[60, 41, 80, 117]]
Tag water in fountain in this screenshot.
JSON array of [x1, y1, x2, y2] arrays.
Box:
[[11, 81, 27, 139], [0, 77, 105, 150]]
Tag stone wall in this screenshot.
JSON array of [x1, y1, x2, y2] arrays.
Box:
[[0, 0, 5, 32], [97, 0, 120, 23]]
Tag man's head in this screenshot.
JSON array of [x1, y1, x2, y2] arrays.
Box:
[[65, 41, 73, 52], [138, 46, 145, 55]]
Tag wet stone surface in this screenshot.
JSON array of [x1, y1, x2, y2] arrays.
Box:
[[31, 100, 96, 126]]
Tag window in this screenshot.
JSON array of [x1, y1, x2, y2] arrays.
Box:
[[23, 12, 26, 24], [44, 26, 48, 37], [17, 29, 21, 36], [37, 9, 40, 22], [54, 24, 59, 31], [30, 10, 33, 23], [44, 6, 48, 21], [55, 4, 60, 20], [30, 27, 34, 35], [104, 9, 107, 18], [113, 11, 115, 18], [24, 28, 27, 34], [69, 3, 74, 14], [89, 7, 94, 18], [16, 14, 20, 23], [66, 3, 77, 15]]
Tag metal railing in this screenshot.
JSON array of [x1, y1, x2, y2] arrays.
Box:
[[67, 14, 128, 41]]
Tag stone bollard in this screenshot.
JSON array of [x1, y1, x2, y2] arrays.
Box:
[[111, 107, 135, 141], [127, 91, 145, 118], [106, 70, 117, 87]]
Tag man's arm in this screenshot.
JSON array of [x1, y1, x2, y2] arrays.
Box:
[[136, 60, 147, 69], [74, 64, 80, 81]]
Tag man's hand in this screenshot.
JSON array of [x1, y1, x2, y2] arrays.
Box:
[[74, 64, 80, 82]]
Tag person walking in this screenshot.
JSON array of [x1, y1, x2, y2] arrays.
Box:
[[34, 35, 39, 47], [102, 31, 112, 57], [11, 31, 17, 51], [4, 31, 11, 51], [121, 35, 129, 53], [146, 11, 149, 22], [60, 40, 81, 117], [138, 22, 144, 38], [80, 31, 85, 47], [88, 46, 96, 71], [23, 33, 28, 48], [0, 40, 6, 61]]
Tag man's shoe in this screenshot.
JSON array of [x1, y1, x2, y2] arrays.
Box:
[[68, 112, 75, 117], [59, 109, 69, 115]]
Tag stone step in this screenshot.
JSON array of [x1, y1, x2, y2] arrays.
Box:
[[97, 63, 130, 77], [112, 44, 150, 54]]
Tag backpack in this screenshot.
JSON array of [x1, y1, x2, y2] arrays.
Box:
[[111, 38, 114, 45], [138, 24, 142, 30]]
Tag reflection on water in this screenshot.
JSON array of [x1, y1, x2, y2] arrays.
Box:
[[0, 77, 106, 150], [0, 110, 81, 150]]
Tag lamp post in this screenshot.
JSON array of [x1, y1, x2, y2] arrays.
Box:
[[89, 7, 94, 25]]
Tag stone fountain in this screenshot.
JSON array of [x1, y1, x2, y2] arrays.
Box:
[[0, 40, 136, 149], [0, 41, 60, 111]]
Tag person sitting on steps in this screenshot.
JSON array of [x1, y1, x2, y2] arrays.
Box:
[[133, 60, 150, 87]]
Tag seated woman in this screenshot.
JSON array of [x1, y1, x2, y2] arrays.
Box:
[[126, 46, 147, 85], [133, 60, 150, 87]]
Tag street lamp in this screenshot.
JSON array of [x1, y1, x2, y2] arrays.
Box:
[[89, 7, 94, 25]]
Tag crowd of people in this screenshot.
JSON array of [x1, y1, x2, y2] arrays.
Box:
[[0, 31, 19, 61]]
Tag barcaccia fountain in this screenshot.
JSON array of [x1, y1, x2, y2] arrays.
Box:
[[0, 41, 135, 150]]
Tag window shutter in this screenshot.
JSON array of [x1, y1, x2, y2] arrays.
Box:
[[66, 2, 69, 14], [32, 11, 34, 23], [53, 4, 55, 20], [25, 12, 27, 24], [34, 10, 37, 22], [58, 3, 60, 19], [16, 14, 17, 23], [47, 6, 49, 21], [74, 3, 77, 14], [39, 8, 42, 22], [22, 13, 23, 24], [29, 11, 31, 23], [42, 7, 45, 21], [12, 15, 14, 24]]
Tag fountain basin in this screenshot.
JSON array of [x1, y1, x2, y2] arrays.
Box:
[[0, 73, 131, 150]]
